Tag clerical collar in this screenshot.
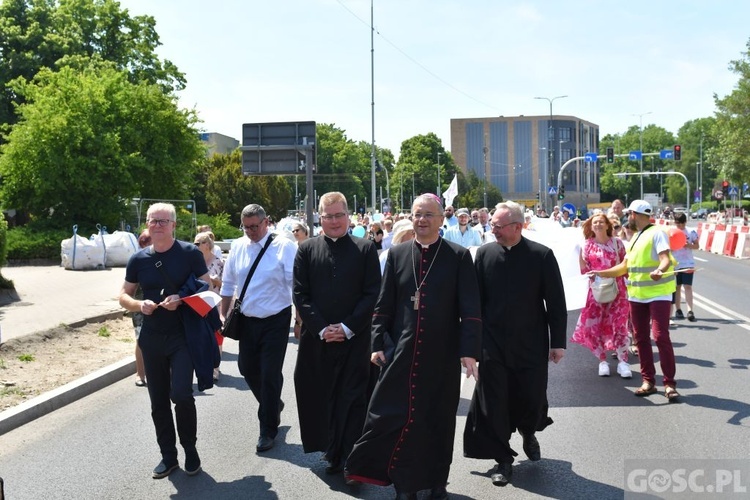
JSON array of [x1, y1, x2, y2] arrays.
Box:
[[501, 240, 519, 252], [415, 236, 440, 249], [325, 233, 349, 243]]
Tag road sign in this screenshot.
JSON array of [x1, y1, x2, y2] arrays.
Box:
[[629, 150, 642, 161], [660, 149, 674, 160], [241, 121, 316, 175], [729, 186, 739, 197], [584, 153, 598, 163], [548, 186, 557, 195], [715, 190, 724, 199], [562, 203, 576, 216]]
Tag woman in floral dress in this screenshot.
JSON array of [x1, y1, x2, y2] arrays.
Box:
[[571, 214, 631, 378]]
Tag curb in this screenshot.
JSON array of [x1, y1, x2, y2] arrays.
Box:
[[0, 356, 135, 436]]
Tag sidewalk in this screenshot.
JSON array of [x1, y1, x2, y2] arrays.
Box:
[[1, 264, 125, 343], [0, 264, 130, 435]]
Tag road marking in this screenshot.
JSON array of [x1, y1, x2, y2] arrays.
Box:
[[694, 256, 708, 262], [693, 292, 750, 332]]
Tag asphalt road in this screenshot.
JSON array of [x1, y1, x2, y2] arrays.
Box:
[[1, 241, 749, 499]]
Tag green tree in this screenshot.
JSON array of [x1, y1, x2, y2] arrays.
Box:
[[394, 133, 451, 210], [0, 61, 203, 227], [205, 149, 293, 225], [599, 125, 677, 203], [713, 38, 750, 188], [0, 0, 185, 130], [669, 117, 717, 208]]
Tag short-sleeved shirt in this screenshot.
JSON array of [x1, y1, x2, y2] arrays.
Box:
[[125, 240, 208, 335]]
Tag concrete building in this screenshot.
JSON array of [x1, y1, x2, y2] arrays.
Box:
[[450, 115, 601, 214], [200, 132, 239, 157]]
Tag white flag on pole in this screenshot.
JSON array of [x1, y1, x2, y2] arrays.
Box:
[[442, 175, 458, 207]]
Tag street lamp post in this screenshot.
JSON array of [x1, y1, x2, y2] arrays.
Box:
[[437, 152, 442, 198], [534, 95, 568, 212], [632, 111, 652, 199]]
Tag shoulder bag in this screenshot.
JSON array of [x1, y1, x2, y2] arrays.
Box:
[[590, 238, 620, 304], [221, 234, 274, 340]]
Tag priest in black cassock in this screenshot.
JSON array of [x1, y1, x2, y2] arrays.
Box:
[[293, 191, 381, 477], [463, 200, 567, 487], [345, 194, 482, 500]]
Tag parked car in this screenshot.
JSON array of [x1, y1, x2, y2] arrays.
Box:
[[691, 208, 709, 219]]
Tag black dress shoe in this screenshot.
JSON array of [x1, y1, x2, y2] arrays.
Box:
[[430, 485, 449, 499], [325, 460, 343, 474], [184, 447, 202, 476], [522, 432, 541, 461], [152, 459, 179, 479], [256, 436, 275, 452], [491, 462, 512, 486], [395, 491, 418, 500]]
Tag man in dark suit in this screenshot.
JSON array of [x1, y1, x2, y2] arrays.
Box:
[[463, 200, 567, 487]]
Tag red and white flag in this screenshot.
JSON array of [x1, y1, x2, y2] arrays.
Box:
[[182, 291, 222, 317]]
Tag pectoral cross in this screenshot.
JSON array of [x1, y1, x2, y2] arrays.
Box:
[[412, 290, 420, 310]]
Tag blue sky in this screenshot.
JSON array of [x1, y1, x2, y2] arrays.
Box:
[[119, 0, 747, 157]]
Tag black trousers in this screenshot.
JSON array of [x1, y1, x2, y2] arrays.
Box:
[[139, 329, 196, 462], [238, 306, 292, 438]]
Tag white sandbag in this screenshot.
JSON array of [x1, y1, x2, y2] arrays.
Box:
[[61, 234, 106, 270], [91, 231, 138, 267]]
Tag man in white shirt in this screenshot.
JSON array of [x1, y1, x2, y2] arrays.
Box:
[[444, 208, 482, 248], [220, 204, 297, 453]]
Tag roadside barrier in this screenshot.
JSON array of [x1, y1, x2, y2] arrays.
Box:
[[696, 222, 750, 259]]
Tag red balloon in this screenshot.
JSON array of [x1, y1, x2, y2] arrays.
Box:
[[668, 226, 687, 250]]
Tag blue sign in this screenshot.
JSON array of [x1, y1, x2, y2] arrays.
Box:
[[548, 186, 557, 195], [660, 149, 674, 160], [562, 203, 577, 216], [694, 196, 700, 203], [629, 150, 642, 161], [744, 182, 749, 192], [584, 153, 598, 163], [729, 186, 739, 196]]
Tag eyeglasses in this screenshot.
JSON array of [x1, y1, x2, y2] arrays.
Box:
[[147, 218, 172, 227], [320, 213, 348, 222], [490, 221, 521, 231], [411, 213, 437, 220], [240, 221, 265, 231]]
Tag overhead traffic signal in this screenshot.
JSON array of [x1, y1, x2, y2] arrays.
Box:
[[606, 147, 614, 164], [557, 185, 565, 200], [673, 144, 682, 161], [722, 180, 730, 196]]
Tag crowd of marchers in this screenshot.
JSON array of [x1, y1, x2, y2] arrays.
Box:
[[119, 191, 685, 499]]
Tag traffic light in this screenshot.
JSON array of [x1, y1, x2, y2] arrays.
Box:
[[722, 180, 730, 196], [606, 147, 614, 164], [673, 144, 682, 161], [535, 192, 540, 200], [557, 185, 565, 200]]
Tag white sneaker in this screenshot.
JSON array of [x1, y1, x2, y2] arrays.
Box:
[[617, 361, 632, 379], [598, 361, 610, 377]]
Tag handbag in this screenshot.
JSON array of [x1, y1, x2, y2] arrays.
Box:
[[221, 234, 274, 340], [591, 276, 618, 304], [590, 238, 620, 304]]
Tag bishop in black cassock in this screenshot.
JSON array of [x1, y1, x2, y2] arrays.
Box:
[[293, 193, 381, 474], [345, 194, 482, 498]]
